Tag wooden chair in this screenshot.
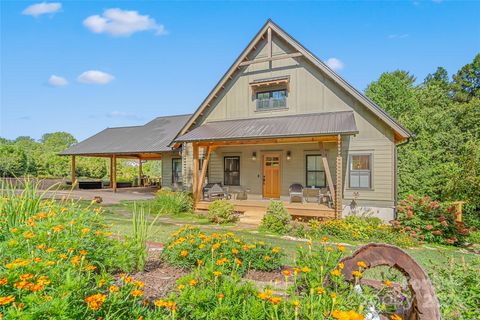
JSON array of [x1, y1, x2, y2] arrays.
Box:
[[289, 183, 304, 203]]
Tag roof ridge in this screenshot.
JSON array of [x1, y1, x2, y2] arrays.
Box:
[[205, 111, 352, 124]]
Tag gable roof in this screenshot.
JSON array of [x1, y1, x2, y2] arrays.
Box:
[[173, 19, 412, 144], [60, 114, 190, 156], [176, 111, 358, 143]]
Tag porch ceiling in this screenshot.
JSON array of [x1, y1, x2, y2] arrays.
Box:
[[174, 111, 358, 144]]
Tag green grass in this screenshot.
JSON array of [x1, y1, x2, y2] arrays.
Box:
[[89, 199, 478, 270]]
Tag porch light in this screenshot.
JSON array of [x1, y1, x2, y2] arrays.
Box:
[[252, 152, 257, 161], [286, 151, 291, 160]]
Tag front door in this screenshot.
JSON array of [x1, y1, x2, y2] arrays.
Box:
[[263, 154, 281, 199]]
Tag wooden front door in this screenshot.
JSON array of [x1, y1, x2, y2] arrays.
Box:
[[263, 154, 281, 199]]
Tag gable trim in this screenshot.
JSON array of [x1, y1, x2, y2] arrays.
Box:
[[173, 19, 412, 145]]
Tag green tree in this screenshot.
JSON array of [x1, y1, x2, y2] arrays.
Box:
[[0, 144, 28, 177], [451, 53, 480, 102]]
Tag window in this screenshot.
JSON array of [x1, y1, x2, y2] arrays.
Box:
[[172, 158, 182, 184], [349, 154, 372, 189], [224, 156, 240, 186], [306, 155, 326, 188], [256, 89, 287, 111]]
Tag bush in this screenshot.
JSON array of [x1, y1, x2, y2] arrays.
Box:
[[155, 189, 193, 215], [161, 225, 283, 274], [304, 215, 418, 248], [259, 201, 291, 234], [207, 199, 237, 224], [393, 195, 471, 246]]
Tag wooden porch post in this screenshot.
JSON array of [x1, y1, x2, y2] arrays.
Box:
[[71, 156, 77, 188], [319, 142, 335, 201], [112, 154, 117, 193], [192, 143, 199, 203], [138, 158, 143, 187], [196, 146, 214, 200], [109, 156, 113, 188], [335, 135, 343, 219]]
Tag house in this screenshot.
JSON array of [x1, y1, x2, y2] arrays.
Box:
[[62, 20, 411, 222]]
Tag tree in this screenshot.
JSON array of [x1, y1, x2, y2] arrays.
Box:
[[424, 67, 450, 91], [364, 70, 418, 120], [451, 53, 480, 102], [0, 144, 28, 177]]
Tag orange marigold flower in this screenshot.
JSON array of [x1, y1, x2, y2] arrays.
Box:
[[189, 279, 198, 287], [79, 250, 88, 255], [326, 247, 333, 252], [390, 315, 402, 320], [282, 270, 291, 277], [36, 244, 46, 250], [213, 271, 222, 277], [356, 261, 367, 268], [196, 259, 204, 266], [10, 228, 19, 233], [332, 310, 364, 320], [384, 280, 393, 287], [86, 265, 97, 271], [37, 276, 50, 286], [337, 245, 346, 252], [52, 225, 64, 233], [264, 255, 271, 261], [0, 296, 15, 306], [232, 248, 239, 254], [0, 278, 7, 286], [23, 231, 35, 239], [46, 261, 55, 266], [330, 293, 337, 300], [316, 287, 325, 295], [257, 291, 270, 300], [234, 258, 242, 265], [19, 274, 33, 281], [14, 281, 31, 290], [269, 297, 282, 305], [338, 262, 345, 270], [272, 247, 281, 253], [131, 290, 144, 297], [134, 280, 145, 288], [71, 256, 81, 266], [84, 293, 106, 311], [301, 266, 311, 273], [177, 284, 185, 290], [81, 228, 90, 234], [217, 293, 224, 300], [180, 250, 188, 257], [58, 254, 68, 260], [29, 283, 44, 292]]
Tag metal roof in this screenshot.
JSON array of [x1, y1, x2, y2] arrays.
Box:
[[175, 111, 358, 142], [60, 114, 191, 156]]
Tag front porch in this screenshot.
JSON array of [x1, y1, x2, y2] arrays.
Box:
[[196, 199, 335, 220]]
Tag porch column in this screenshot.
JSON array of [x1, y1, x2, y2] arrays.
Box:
[[335, 135, 343, 218], [112, 154, 117, 193], [71, 156, 77, 188], [319, 142, 335, 201], [196, 146, 214, 201], [109, 156, 113, 188], [192, 143, 199, 203], [138, 158, 143, 187]]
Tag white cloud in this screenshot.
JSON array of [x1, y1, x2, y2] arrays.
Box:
[[77, 70, 114, 85], [106, 111, 140, 119], [47, 75, 68, 87], [388, 34, 409, 39], [22, 2, 62, 17], [325, 58, 344, 71], [83, 8, 166, 37]]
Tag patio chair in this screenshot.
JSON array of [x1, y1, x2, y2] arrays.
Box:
[[206, 183, 230, 201], [289, 183, 304, 203], [203, 182, 222, 200]]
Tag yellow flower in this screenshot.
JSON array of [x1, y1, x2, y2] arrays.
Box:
[[180, 250, 189, 257], [356, 261, 367, 268], [29, 283, 44, 292], [58, 254, 67, 260], [79, 250, 88, 255], [109, 285, 120, 293], [177, 284, 185, 290], [390, 315, 402, 320], [71, 256, 81, 266], [337, 244, 346, 252], [14, 281, 32, 290], [352, 270, 363, 278], [196, 259, 204, 266], [384, 280, 393, 287], [232, 248, 239, 254], [0, 296, 15, 306], [257, 291, 270, 300], [217, 293, 224, 300], [134, 280, 145, 288], [330, 269, 341, 277], [330, 293, 337, 300], [84, 293, 106, 311], [213, 271, 222, 277], [331, 310, 364, 320], [272, 247, 281, 253], [321, 236, 329, 242], [0, 278, 7, 286], [301, 266, 311, 273], [326, 247, 333, 252], [52, 225, 64, 233], [264, 255, 271, 261], [19, 274, 33, 281], [131, 290, 144, 297], [282, 270, 291, 277], [81, 228, 90, 234], [86, 265, 97, 271], [338, 262, 345, 270], [10, 228, 19, 233], [316, 287, 325, 295], [23, 231, 35, 239], [292, 300, 300, 308], [46, 261, 55, 266]]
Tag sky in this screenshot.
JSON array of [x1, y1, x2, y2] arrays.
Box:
[[1, 0, 479, 141]]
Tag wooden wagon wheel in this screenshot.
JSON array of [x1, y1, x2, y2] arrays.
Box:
[[339, 243, 441, 320]]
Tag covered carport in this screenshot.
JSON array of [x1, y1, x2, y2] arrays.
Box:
[[60, 114, 190, 192]]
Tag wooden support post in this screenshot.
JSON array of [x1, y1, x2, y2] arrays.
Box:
[[335, 135, 343, 219], [138, 159, 143, 187], [112, 155, 117, 193], [109, 157, 113, 188], [319, 142, 335, 201], [71, 156, 77, 188], [267, 27, 272, 58], [192, 143, 199, 203], [196, 146, 213, 200]]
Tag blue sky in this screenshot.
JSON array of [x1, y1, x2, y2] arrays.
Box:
[[1, 1, 479, 141]]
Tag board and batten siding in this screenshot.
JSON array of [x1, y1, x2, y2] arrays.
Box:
[[182, 34, 396, 209]]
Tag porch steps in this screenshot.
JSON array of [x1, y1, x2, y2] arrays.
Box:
[[239, 210, 265, 225]]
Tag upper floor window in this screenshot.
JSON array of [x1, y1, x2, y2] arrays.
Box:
[[256, 89, 287, 111], [349, 154, 372, 189]]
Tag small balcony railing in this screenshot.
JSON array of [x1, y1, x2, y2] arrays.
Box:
[[256, 98, 287, 110]]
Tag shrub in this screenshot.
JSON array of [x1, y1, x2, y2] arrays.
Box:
[[259, 201, 291, 234], [304, 215, 418, 248], [207, 200, 237, 224], [161, 225, 283, 274], [155, 189, 193, 215], [393, 195, 471, 246]]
